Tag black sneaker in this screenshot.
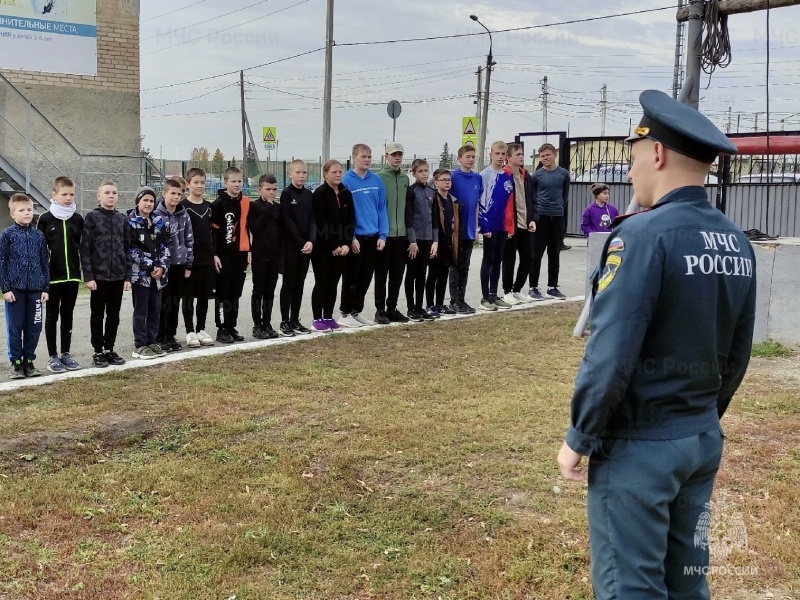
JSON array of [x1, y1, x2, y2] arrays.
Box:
[[92, 352, 110, 368], [263, 325, 279, 339], [9, 359, 26, 379], [561, 244, 572, 251], [105, 350, 126, 366], [461, 301, 476, 314], [387, 308, 409, 323], [438, 304, 457, 316], [547, 287, 567, 300], [279, 322, 296, 337], [452, 301, 468, 314], [216, 328, 235, 344], [252, 326, 269, 340], [291, 320, 311, 335], [166, 336, 182, 352], [23, 359, 41, 378], [426, 305, 441, 319], [229, 328, 245, 342], [407, 309, 424, 322], [157, 339, 173, 353], [374, 309, 391, 325], [421, 308, 436, 321]]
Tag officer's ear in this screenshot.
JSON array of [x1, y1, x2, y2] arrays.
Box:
[[653, 141, 669, 171]]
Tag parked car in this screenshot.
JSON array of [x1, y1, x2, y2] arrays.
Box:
[[573, 163, 630, 183], [734, 173, 800, 183]]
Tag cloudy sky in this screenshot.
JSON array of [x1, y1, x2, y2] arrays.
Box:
[[140, 0, 800, 162]]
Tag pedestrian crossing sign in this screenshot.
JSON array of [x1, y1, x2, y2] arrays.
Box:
[[462, 117, 478, 136], [262, 126, 278, 143], [462, 135, 478, 149]]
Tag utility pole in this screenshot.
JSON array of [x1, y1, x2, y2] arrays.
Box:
[[240, 70, 247, 174], [754, 112, 760, 133], [542, 76, 549, 132], [725, 106, 732, 133], [736, 113, 741, 133], [321, 0, 334, 162], [470, 14, 494, 171], [672, 0, 686, 98], [600, 84, 608, 136], [475, 66, 483, 118]]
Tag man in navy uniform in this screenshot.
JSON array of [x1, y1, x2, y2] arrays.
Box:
[[557, 90, 756, 599]]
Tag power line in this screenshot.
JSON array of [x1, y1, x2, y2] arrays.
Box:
[[141, 47, 325, 91], [141, 0, 211, 22], [141, 0, 274, 41], [335, 6, 675, 47], [143, 0, 309, 55], [142, 83, 237, 110]]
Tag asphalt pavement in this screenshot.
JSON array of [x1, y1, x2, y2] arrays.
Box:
[[0, 238, 589, 387]]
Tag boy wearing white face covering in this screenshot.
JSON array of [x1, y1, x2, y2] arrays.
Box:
[[37, 176, 84, 373]]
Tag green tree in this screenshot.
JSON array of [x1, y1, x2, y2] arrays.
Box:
[[439, 142, 453, 170], [245, 142, 258, 180], [211, 148, 225, 177]]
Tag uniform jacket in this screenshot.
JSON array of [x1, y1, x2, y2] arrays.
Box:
[[0, 224, 50, 293], [153, 200, 194, 268], [211, 190, 250, 255], [312, 183, 356, 253], [37, 211, 83, 284], [127, 209, 171, 289], [405, 182, 438, 244], [377, 166, 409, 238], [81, 207, 132, 282], [566, 186, 757, 455], [248, 198, 282, 262]]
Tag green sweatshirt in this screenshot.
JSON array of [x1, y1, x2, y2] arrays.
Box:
[[378, 166, 409, 238]]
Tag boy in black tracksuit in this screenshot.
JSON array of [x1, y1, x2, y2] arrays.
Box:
[[37, 176, 84, 373], [211, 167, 250, 343], [404, 160, 438, 321], [278, 160, 316, 337], [182, 167, 216, 347], [249, 174, 281, 339], [81, 180, 132, 368]]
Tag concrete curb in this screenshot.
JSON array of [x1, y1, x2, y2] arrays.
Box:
[[0, 296, 584, 394]]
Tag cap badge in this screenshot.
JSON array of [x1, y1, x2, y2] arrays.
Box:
[[634, 126, 650, 137]]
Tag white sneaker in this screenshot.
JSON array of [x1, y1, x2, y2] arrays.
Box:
[[352, 312, 374, 326], [338, 314, 363, 328], [513, 291, 531, 304], [186, 332, 201, 348], [503, 292, 521, 306], [196, 330, 215, 346]]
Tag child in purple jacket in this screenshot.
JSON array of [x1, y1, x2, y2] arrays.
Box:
[[581, 183, 619, 235]]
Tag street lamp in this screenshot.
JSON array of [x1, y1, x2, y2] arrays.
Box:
[[780, 113, 797, 131], [470, 15, 495, 171]]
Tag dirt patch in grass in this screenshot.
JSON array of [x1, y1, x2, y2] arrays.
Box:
[[0, 305, 797, 599]]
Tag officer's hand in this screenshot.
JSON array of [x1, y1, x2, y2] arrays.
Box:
[[557, 441, 586, 481]]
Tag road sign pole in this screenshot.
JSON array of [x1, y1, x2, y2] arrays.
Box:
[[387, 100, 402, 143]]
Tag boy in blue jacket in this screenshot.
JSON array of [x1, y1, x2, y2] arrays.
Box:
[[339, 143, 388, 328], [0, 194, 50, 379]]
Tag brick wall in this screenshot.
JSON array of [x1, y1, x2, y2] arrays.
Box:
[[2, 0, 139, 92]]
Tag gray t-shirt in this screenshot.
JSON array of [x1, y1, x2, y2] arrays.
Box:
[[531, 166, 570, 217]]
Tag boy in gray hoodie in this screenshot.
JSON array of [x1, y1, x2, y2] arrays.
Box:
[[154, 178, 194, 352]]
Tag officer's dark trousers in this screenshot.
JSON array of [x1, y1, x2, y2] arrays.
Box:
[[374, 236, 407, 311], [530, 215, 562, 288], [502, 227, 533, 294], [587, 430, 723, 600], [340, 234, 378, 316]]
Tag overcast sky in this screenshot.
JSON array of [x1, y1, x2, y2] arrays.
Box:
[[140, 0, 800, 162]]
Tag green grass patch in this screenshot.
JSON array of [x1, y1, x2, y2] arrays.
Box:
[[751, 340, 794, 358]]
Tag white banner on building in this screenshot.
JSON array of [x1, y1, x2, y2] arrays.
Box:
[[0, 1, 97, 76]]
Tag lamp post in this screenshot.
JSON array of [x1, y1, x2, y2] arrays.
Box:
[[780, 113, 797, 131], [470, 14, 494, 171]]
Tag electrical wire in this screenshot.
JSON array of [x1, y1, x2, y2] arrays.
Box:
[[141, 0, 273, 41], [143, 0, 309, 56], [699, 0, 733, 79], [142, 82, 237, 110], [141, 0, 211, 23]]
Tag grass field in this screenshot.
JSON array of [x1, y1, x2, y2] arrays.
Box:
[[0, 305, 797, 599]]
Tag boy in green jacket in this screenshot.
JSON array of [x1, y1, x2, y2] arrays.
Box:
[[374, 142, 410, 325]]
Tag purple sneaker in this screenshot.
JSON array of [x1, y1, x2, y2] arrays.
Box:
[[312, 319, 331, 332], [324, 318, 341, 331]]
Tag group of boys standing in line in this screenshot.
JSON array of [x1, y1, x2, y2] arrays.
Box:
[[2, 138, 621, 379]]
